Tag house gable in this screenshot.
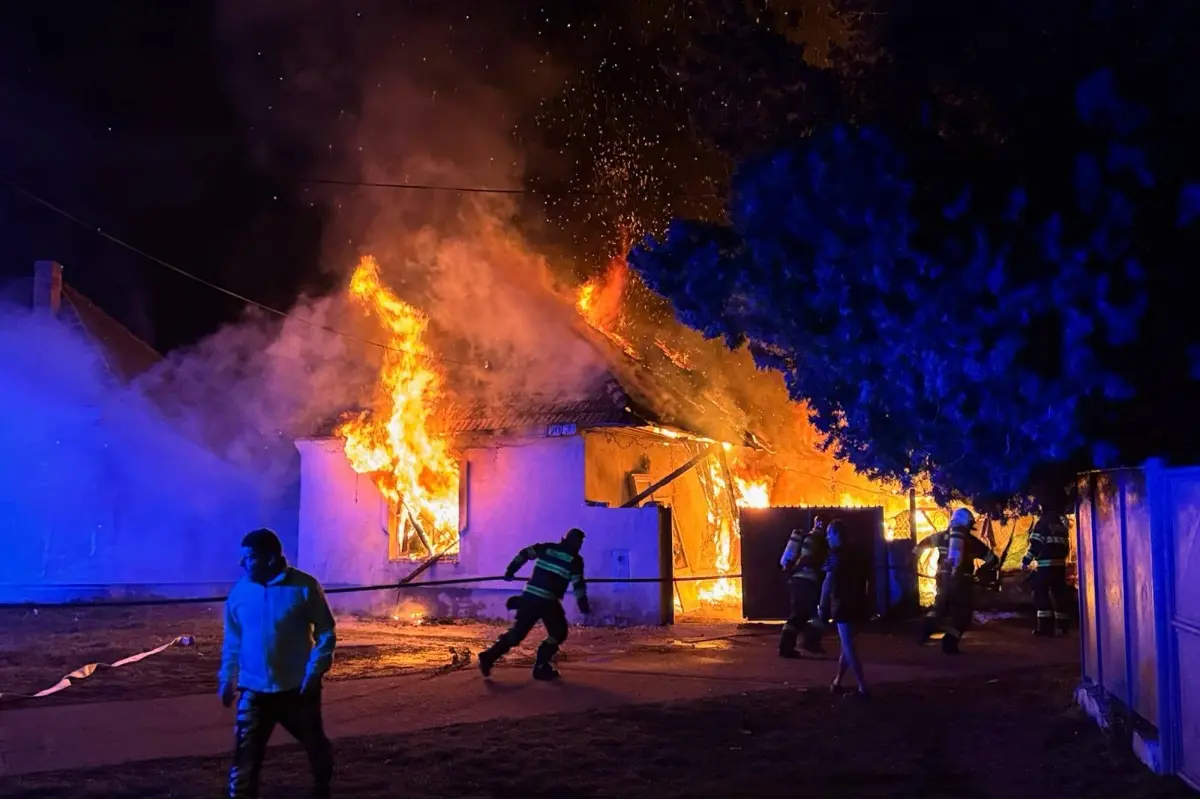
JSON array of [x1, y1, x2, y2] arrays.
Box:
[[60, 283, 162, 383], [4, 262, 162, 384]]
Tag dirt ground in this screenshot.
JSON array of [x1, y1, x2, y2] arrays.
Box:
[[0, 605, 705, 706], [1, 605, 1191, 798], [0, 664, 1190, 798]]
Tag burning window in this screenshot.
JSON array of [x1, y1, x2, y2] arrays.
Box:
[[338, 255, 461, 560], [384, 460, 468, 562], [387, 501, 430, 561]]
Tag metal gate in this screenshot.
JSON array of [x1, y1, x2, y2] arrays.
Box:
[[739, 506, 888, 621], [1077, 462, 1200, 784], [1163, 466, 1200, 787]]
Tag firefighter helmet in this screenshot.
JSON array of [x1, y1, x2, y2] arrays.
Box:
[[949, 507, 976, 531]]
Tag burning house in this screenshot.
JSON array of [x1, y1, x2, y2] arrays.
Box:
[[295, 257, 770, 624], [295, 255, 1057, 625]]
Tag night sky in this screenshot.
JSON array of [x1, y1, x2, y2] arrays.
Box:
[[0, 1, 835, 355]]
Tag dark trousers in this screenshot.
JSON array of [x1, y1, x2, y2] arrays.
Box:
[[779, 576, 821, 653], [1031, 566, 1072, 634], [486, 595, 569, 668], [923, 573, 973, 646], [229, 688, 333, 798], [818, 570, 833, 623]]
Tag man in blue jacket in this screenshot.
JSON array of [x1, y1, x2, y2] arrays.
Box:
[[219, 528, 337, 798], [478, 527, 590, 681]]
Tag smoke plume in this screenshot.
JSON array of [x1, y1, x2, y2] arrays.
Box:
[[0, 302, 296, 587], [213, 0, 609, 409]]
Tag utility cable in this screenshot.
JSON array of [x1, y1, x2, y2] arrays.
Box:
[[0, 571, 745, 610], [0, 175, 479, 367]]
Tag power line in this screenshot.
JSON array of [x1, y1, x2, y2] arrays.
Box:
[[299, 176, 722, 199], [0, 175, 479, 368]]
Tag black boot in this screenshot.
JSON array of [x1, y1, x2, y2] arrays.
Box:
[[1033, 615, 1055, 637], [941, 633, 960, 655], [532, 662, 561, 681], [1057, 614, 1071, 636], [779, 624, 800, 658], [801, 623, 825, 654], [532, 638, 561, 680], [478, 649, 497, 677]]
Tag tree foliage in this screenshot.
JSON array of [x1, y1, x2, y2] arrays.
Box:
[[630, 75, 1162, 510]]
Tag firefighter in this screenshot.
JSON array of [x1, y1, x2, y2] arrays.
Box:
[[1023, 514, 1072, 636], [778, 517, 829, 658], [917, 508, 989, 654], [478, 528, 590, 681], [914, 522, 1000, 594]]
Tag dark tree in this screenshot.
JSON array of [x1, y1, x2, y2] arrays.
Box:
[[630, 73, 1170, 510]]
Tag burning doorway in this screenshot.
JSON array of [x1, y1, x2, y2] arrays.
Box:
[[584, 429, 769, 621]]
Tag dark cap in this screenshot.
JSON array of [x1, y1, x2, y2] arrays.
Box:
[[241, 528, 283, 557]]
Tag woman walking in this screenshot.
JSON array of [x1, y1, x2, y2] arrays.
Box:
[[824, 519, 871, 697]]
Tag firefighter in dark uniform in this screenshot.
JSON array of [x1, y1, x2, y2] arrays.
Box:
[[778, 517, 829, 657], [917, 508, 993, 654], [914, 522, 999, 596], [478, 528, 590, 681], [1023, 514, 1072, 636]]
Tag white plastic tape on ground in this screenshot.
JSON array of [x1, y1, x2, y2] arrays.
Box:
[[0, 635, 192, 701]]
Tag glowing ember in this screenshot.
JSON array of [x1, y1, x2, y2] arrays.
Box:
[[337, 255, 460, 558], [655, 337, 693, 370], [640, 424, 687, 440]]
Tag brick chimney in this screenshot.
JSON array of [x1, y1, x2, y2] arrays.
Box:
[[33, 260, 63, 315]]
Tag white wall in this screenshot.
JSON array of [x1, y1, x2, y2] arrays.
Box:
[[296, 434, 667, 625]]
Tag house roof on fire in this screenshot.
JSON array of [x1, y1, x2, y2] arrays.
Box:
[[311, 317, 759, 444], [2, 270, 163, 383]]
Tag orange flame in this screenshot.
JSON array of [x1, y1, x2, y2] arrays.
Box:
[[728, 452, 772, 509], [913, 506, 946, 607], [337, 255, 460, 558], [577, 258, 628, 331], [735, 477, 771, 508], [696, 456, 743, 606], [576, 236, 642, 361]]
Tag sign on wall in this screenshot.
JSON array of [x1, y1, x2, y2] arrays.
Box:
[[611, 548, 631, 592], [546, 423, 578, 437]]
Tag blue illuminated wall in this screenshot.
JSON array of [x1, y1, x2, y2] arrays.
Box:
[[0, 307, 299, 603]]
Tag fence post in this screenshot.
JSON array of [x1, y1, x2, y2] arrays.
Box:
[[1145, 457, 1177, 775], [658, 505, 675, 626]]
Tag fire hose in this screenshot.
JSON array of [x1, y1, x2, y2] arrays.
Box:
[[0, 571, 745, 611], [0, 571, 745, 702]]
